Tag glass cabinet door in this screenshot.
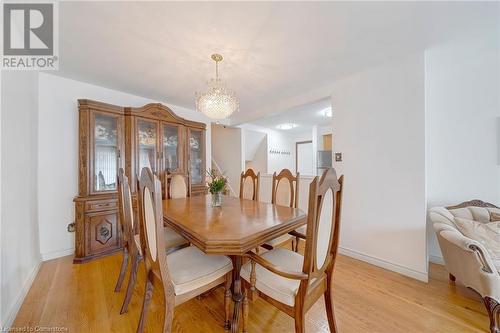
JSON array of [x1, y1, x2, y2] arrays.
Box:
[[94, 113, 119, 192], [189, 129, 204, 184], [137, 119, 158, 174], [162, 123, 179, 172]]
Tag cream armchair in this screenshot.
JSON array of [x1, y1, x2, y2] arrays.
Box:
[[430, 200, 500, 333]]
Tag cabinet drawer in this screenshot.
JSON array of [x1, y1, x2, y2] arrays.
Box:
[[85, 199, 118, 212]]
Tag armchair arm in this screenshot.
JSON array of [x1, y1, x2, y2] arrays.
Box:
[[435, 224, 497, 274], [435, 224, 500, 299], [469, 244, 495, 274], [247, 252, 308, 280]]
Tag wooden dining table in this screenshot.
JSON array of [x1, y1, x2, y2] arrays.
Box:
[[162, 194, 307, 332]]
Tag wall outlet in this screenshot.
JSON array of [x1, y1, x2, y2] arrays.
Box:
[[67, 222, 75, 232]]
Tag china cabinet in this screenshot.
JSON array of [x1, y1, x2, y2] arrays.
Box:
[[187, 128, 206, 194], [74, 100, 206, 263]]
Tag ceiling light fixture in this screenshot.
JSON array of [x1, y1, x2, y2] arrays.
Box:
[[195, 54, 239, 120], [319, 107, 332, 117], [276, 123, 298, 130]]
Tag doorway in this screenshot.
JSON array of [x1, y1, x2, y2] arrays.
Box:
[[296, 140, 314, 175]]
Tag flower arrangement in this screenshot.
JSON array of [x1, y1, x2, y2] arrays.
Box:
[[206, 169, 227, 207], [206, 169, 227, 194]]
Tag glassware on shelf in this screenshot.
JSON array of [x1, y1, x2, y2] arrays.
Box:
[[189, 130, 202, 184], [163, 124, 178, 172], [138, 120, 157, 173], [94, 114, 118, 191]]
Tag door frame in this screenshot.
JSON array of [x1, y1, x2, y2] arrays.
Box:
[[295, 140, 313, 174]]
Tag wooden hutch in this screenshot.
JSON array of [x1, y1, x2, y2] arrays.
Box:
[[74, 100, 206, 263]]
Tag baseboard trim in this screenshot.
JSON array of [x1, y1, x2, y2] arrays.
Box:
[[1, 260, 41, 329], [339, 246, 429, 283], [429, 254, 445, 265], [41, 248, 74, 261]]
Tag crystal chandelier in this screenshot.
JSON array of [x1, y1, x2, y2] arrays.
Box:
[[196, 54, 239, 120]]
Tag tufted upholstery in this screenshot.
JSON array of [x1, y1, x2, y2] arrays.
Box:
[[447, 206, 500, 223], [430, 205, 500, 305]]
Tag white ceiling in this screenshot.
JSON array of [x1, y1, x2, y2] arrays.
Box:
[[249, 97, 332, 134], [56, 2, 498, 124]]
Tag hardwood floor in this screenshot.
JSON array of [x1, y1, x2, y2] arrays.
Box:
[[13, 249, 490, 332]]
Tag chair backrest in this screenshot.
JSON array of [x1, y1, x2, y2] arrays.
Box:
[[117, 168, 136, 252], [446, 200, 500, 223], [271, 169, 299, 208], [166, 172, 190, 199], [138, 167, 173, 287], [239, 168, 260, 201], [301, 168, 343, 279]]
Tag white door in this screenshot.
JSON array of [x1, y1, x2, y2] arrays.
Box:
[[296, 142, 314, 175]]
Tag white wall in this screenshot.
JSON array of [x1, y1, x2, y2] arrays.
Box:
[[1, 71, 42, 327], [37, 73, 213, 260], [332, 54, 428, 281], [244, 130, 267, 175], [426, 27, 500, 261], [211, 124, 243, 196], [238, 124, 295, 174], [292, 130, 313, 144]]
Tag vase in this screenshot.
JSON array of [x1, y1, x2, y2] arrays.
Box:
[[211, 192, 222, 207]]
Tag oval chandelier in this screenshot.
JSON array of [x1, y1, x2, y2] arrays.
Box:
[[196, 54, 239, 120]]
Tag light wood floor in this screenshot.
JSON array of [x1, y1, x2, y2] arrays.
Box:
[[13, 249, 490, 332]]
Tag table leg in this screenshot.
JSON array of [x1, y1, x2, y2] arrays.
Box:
[[230, 255, 243, 333]]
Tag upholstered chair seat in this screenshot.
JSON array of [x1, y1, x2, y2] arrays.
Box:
[[241, 248, 303, 306], [167, 246, 233, 295], [432, 205, 500, 272], [164, 226, 188, 250]]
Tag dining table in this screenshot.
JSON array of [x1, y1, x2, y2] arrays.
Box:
[[162, 194, 307, 333]]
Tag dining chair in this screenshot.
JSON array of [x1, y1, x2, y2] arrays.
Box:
[[261, 168, 299, 251], [115, 168, 190, 315], [136, 167, 234, 333], [163, 172, 190, 252], [115, 169, 144, 315], [239, 168, 260, 201], [165, 172, 191, 199], [241, 168, 344, 333], [240, 168, 262, 257]]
